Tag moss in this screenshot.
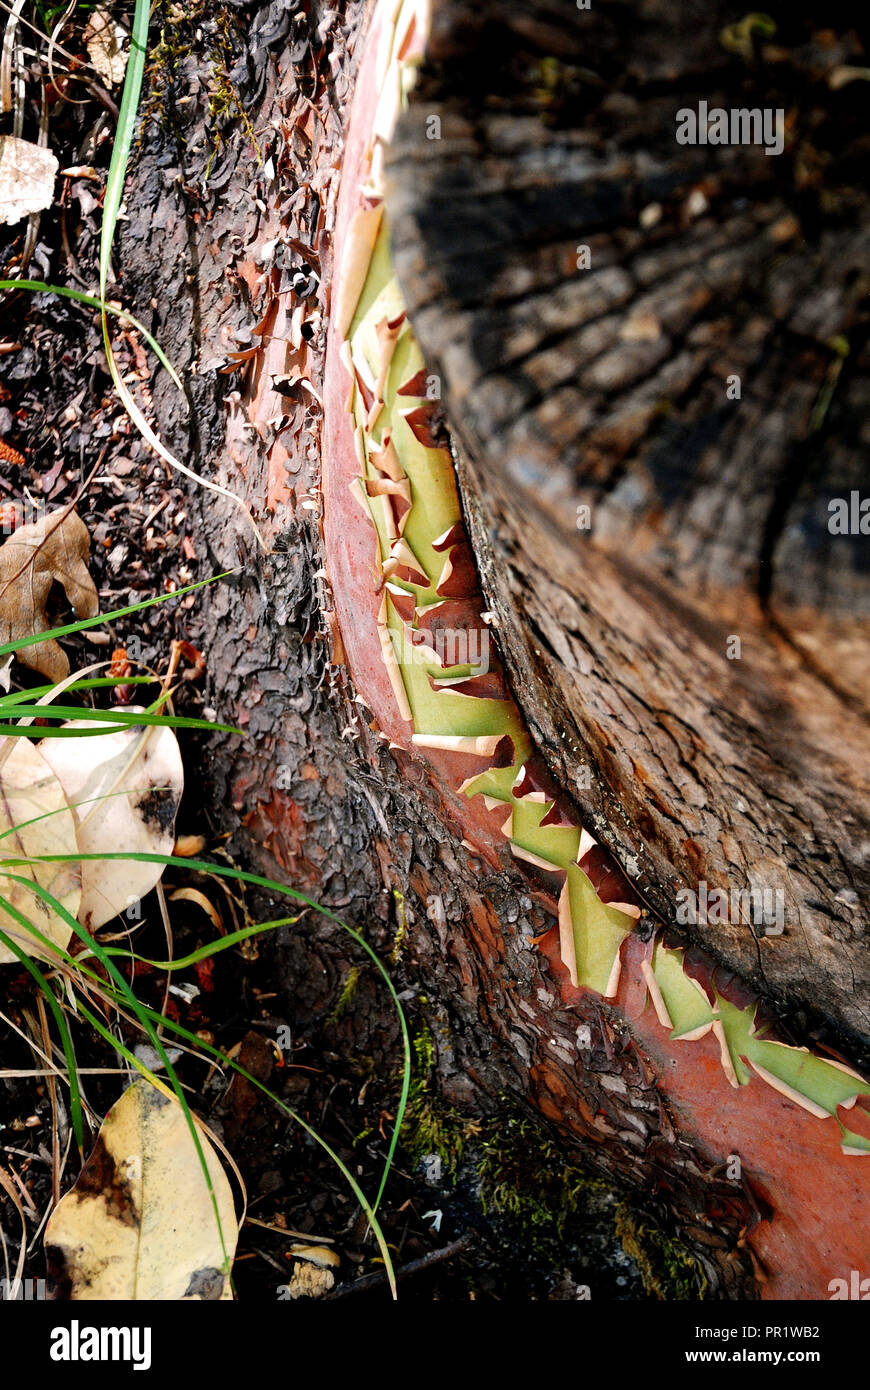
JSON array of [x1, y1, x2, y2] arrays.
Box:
[[476, 1106, 607, 1253], [615, 1202, 708, 1300], [401, 1023, 479, 1181], [412, 1021, 435, 1075], [389, 888, 407, 964], [402, 1067, 708, 1294], [143, 0, 261, 171], [327, 964, 362, 1026]]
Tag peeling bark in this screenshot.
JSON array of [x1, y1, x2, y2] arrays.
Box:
[[116, 0, 870, 1300]]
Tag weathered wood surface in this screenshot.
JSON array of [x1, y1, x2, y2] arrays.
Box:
[[113, 0, 767, 1296], [386, 0, 870, 1044], [108, 0, 870, 1298]]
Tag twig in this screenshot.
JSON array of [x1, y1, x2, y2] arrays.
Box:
[[245, 1216, 335, 1244], [325, 1230, 476, 1300]]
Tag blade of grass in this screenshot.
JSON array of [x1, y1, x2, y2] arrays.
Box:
[[98, 0, 147, 308], [0, 280, 185, 393], [14, 676, 157, 697], [0, 676, 157, 709], [7, 850, 411, 1219], [0, 877, 234, 1284], [95, 919, 298, 970], [0, 569, 235, 662], [96, 0, 265, 550], [0, 909, 84, 1151], [2, 704, 240, 733], [0, 875, 399, 1294], [0, 726, 213, 740]]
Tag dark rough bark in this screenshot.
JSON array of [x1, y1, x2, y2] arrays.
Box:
[[386, 0, 870, 1047], [108, 0, 870, 1299]]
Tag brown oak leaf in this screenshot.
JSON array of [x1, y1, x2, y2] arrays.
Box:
[[0, 510, 99, 682]]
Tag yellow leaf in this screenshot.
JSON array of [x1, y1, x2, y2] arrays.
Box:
[[45, 1080, 238, 1300]]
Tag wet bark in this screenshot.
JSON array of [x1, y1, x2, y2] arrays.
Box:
[[113, 0, 869, 1299]]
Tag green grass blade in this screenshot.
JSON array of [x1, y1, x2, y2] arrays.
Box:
[[94, 919, 298, 970], [100, 0, 149, 303], [0, 677, 157, 709], [2, 704, 240, 734], [0, 280, 184, 394], [0, 873, 399, 1294], [0, 726, 206, 740], [7, 850, 411, 1222], [0, 570, 234, 662], [0, 872, 233, 1282], [0, 904, 84, 1151]]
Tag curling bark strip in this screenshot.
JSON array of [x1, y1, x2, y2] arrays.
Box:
[[319, 0, 870, 1296]]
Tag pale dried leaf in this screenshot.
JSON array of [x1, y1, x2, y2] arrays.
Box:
[[40, 710, 183, 930], [45, 1080, 238, 1299], [0, 739, 81, 966], [0, 510, 99, 682], [0, 136, 58, 227], [83, 7, 129, 87]]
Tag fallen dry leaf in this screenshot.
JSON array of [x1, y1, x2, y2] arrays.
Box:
[[45, 1079, 238, 1299], [288, 1243, 340, 1268], [0, 510, 99, 682], [173, 833, 207, 858], [40, 711, 183, 930], [0, 137, 59, 227], [168, 886, 222, 932], [0, 739, 81, 966], [83, 7, 129, 87]]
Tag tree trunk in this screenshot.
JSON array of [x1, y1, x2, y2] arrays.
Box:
[[386, 0, 870, 1043], [116, 0, 870, 1300]]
